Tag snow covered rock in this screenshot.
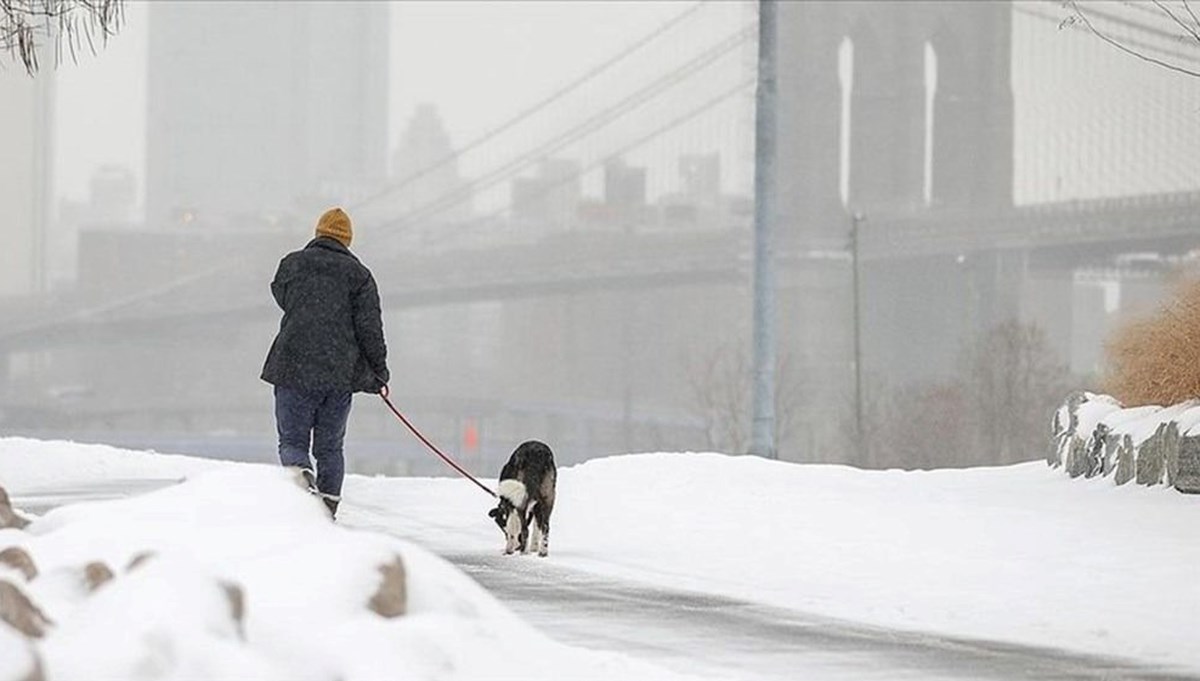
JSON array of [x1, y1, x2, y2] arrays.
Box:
[[0, 548, 36, 582], [220, 581, 246, 640], [367, 554, 407, 618], [1050, 390, 1089, 467], [1136, 421, 1180, 486], [39, 558, 277, 681], [1051, 393, 1200, 492], [0, 488, 29, 531], [1113, 433, 1137, 485], [0, 580, 51, 638], [82, 562, 114, 592], [1053, 392, 1122, 476], [1177, 436, 1200, 493], [125, 551, 155, 572]]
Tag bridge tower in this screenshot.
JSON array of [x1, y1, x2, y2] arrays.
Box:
[[773, 1, 1015, 463], [776, 0, 1013, 244]]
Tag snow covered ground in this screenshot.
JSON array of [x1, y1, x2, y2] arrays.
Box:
[[347, 452, 1200, 672], [3, 437, 1200, 678], [0, 439, 702, 681]]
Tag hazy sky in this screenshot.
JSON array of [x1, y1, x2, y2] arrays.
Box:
[[52, 1, 688, 206], [50, 1, 1200, 209]]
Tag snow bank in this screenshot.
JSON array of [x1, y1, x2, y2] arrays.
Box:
[[0, 440, 702, 681], [0, 437, 221, 491], [7, 436, 1200, 674], [0, 622, 39, 681], [348, 451, 1200, 672]]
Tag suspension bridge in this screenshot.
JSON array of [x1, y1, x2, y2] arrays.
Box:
[[3, 0, 1200, 468]]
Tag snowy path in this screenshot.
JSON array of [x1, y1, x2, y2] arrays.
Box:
[[347, 499, 1199, 681], [437, 552, 1199, 681]]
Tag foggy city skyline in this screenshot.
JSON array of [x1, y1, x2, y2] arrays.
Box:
[[4, 0, 1200, 474], [48, 1, 1200, 212], [53, 1, 714, 207]]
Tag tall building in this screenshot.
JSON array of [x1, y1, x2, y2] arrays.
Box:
[[603, 158, 646, 209], [146, 2, 389, 227], [0, 69, 53, 297], [388, 103, 471, 225], [512, 159, 582, 227]]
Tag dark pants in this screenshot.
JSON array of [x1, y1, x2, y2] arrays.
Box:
[[274, 385, 352, 498]]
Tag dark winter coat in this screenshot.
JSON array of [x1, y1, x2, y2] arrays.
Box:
[[261, 237, 389, 394]]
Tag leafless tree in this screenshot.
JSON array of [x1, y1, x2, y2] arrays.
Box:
[[1062, 0, 1200, 78], [685, 343, 751, 453], [2, 0, 124, 74], [889, 380, 974, 469], [842, 371, 902, 468], [683, 342, 803, 455], [853, 321, 1069, 469], [959, 320, 1070, 465]]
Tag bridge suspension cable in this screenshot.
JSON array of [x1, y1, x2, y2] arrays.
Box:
[[442, 77, 756, 242], [351, 0, 710, 215], [376, 21, 756, 239]]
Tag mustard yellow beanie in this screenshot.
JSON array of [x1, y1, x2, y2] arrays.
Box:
[[315, 207, 353, 247]]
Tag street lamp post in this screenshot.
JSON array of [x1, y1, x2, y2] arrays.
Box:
[[750, 0, 779, 459], [851, 210, 866, 464]]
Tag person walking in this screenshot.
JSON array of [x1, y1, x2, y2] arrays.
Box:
[[261, 207, 389, 519]]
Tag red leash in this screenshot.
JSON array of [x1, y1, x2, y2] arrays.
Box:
[[378, 386, 497, 498]]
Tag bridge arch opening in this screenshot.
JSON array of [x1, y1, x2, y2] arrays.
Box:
[[845, 20, 886, 210], [928, 25, 972, 208], [838, 35, 853, 207], [923, 40, 937, 207]]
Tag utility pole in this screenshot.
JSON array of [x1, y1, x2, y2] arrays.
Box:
[[750, 0, 778, 460], [850, 210, 866, 464]]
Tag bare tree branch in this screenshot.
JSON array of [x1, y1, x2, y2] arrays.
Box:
[[1182, 0, 1200, 31], [1060, 0, 1200, 77], [683, 341, 802, 456], [1151, 0, 1200, 45], [1, 0, 125, 75]]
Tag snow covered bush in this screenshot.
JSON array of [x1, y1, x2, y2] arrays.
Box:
[[1103, 274, 1200, 407], [0, 487, 29, 530]]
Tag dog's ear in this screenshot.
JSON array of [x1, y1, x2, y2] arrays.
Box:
[[488, 507, 498, 518]]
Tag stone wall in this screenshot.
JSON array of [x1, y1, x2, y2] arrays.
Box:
[[1051, 391, 1200, 493]]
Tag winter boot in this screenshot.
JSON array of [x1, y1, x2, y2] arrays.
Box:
[[322, 496, 339, 519]]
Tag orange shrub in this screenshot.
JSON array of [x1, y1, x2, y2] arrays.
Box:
[[1102, 275, 1200, 407]]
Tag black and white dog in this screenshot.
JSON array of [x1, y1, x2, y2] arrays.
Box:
[[487, 440, 556, 557]]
